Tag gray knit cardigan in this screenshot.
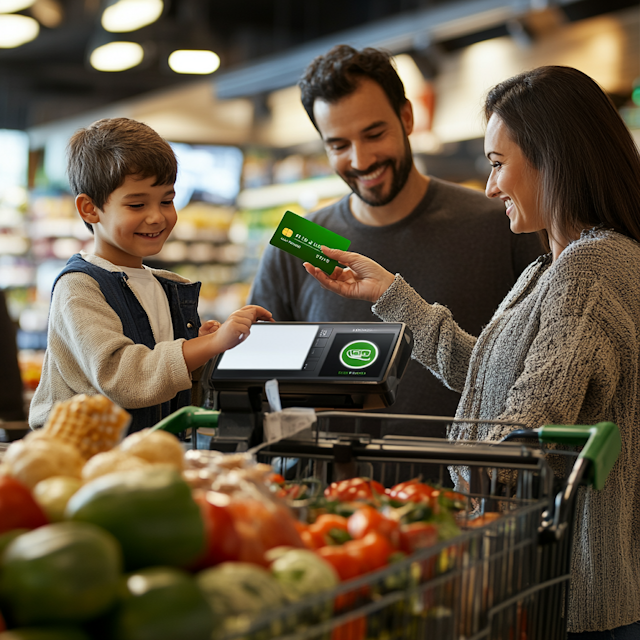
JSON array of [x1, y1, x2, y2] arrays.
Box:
[[372, 228, 640, 633]]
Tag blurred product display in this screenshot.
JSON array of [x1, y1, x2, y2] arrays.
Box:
[[1, 3, 639, 415]]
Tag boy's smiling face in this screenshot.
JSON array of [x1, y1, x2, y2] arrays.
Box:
[[77, 174, 177, 268]]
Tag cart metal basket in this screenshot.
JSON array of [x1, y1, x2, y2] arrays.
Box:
[[212, 412, 619, 640]]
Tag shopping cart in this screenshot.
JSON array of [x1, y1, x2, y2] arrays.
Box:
[[209, 412, 619, 640]]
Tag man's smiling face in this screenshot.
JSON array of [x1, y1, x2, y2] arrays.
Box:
[[314, 77, 413, 208]]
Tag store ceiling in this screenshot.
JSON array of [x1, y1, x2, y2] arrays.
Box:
[[0, 0, 637, 131]]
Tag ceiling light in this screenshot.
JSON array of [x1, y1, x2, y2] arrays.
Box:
[[30, 0, 63, 28], [168, 50, 220, 75], [0, 0, 34, 12], [0, 14, 38, 47], [90, 41, 144, 71], [102, 0, 163, 33]]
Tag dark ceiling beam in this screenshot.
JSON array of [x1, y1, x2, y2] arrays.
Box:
[[212, 0, 577, 99]]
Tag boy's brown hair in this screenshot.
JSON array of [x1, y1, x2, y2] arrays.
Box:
[[66, 117, 178, 232]]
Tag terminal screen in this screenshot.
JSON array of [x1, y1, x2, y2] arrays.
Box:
[[211, 322, 401, 382]]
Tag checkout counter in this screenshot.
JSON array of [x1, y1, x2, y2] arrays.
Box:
[[158, 321, 414, 452]]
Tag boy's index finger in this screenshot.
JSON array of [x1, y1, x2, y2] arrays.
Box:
[[269, 210, 351, 275]]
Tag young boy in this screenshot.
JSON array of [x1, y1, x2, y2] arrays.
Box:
[[29, 117, 272, 433]]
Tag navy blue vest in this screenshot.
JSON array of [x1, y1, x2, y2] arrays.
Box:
[[54, 254, 201, 433]]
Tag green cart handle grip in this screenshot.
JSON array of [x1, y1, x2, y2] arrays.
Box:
[[151, 406, 220, 436], [537, 422, 620, 490]]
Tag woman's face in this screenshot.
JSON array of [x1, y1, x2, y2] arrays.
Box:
[[484, 114, 544, 235]]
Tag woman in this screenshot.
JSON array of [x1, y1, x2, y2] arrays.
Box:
[[303, 66, 640, 637]]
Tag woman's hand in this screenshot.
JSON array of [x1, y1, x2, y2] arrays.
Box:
[[303, 246, 395, 303]]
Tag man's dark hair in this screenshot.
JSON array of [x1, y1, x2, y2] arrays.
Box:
[[486, 66, 640, 246], [299, 45, 407, 130], [66, 117, 178, 233]]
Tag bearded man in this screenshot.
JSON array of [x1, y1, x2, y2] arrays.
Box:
[[248, 45, 542, 434]]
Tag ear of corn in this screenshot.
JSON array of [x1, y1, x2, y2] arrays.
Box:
[[42, 394, 131, 459]]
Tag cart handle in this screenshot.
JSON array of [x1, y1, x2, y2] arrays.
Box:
[[151, 406, 220, 435], [537, 422, 620, 490]]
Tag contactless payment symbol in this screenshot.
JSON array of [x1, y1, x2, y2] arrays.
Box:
[[282, 228, 293, 237], [340, 340, 378, 369]]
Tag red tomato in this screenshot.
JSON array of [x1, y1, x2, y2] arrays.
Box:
[[443, 490, 466, 502], [344, 531, 394, 574], [227, 498, 305, 566], [0, 476, 48, 534], [192, 492, 241, 568], [399, 522, 439, 554], [331, 616, 366, 640], [461, 512, 502, 528], [317, 545, 362, 581], [277, 484, 306, 500], [388, 481, 438, 504], [300, 529, 323, 550], [267, 473, 286, 484], [347, 507, 399, 547], [324, 478, 386, 502], [297, 522, 325, 550], [293, 520, 306, 533], [308, 514, 350, 547]]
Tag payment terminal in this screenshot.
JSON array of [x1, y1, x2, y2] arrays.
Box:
[[200, 322, 413, 450], [209, 321, 413, 409]]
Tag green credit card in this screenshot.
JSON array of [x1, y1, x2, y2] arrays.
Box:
[[269, 210, 351, 275]]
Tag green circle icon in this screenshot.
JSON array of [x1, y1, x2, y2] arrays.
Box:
[[340, 340, 379, 369]]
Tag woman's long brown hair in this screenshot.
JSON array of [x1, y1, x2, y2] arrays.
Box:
[[485, 66, 640, 246]]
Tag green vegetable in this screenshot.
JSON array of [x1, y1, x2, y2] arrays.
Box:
[[107, 567, 214, 640], [270, 549, 338, 602], [0, 628, 90, 640], [66, 467, 205, 570], [432, 510, 461, 542], [0, 522, 121, 626], [197, 562, 286, 636], [399, 502, 433, 525], [0, 529, 27, 560]]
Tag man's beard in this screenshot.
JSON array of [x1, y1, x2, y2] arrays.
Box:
[[343, 136, 413, 207]]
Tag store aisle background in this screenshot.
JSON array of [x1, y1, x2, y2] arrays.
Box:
[[1, 0, 639, 412]]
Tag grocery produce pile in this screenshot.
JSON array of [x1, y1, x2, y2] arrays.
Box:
[[0, 394, 493, 640]]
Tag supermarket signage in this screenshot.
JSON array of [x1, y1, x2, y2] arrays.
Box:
[[270, 210, 351, 275], [339, 340, 379, 369]]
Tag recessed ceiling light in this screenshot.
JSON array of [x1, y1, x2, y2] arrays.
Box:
[[0, 0, 35, 13], [0, 14, 38, 48], [102, 0, 163, 33], [30, 0, 63, 28], [90, 41, 144, 71], [168, 50, 220, 75]]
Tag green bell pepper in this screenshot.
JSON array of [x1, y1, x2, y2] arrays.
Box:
[[0, 522, 121, 627], [66, 467, 205, 571], [106, 567, 214, 640]]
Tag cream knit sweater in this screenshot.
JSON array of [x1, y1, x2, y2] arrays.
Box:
[[373, 228, 640, 632]]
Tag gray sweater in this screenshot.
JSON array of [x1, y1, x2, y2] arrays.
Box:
[[373, 228, 640, 632], [249, 177, 542, 434]]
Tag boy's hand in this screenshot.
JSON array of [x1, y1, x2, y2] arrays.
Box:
[[210, 305, 274, 353], [199, 320, 221, 337], [182, 305, 273, 373]]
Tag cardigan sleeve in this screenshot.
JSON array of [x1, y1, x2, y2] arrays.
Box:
[[493, 281, 619, 439], [41, 272, 193, 410], [481, 253, 623, 442], [372, 275, 477, 393]]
